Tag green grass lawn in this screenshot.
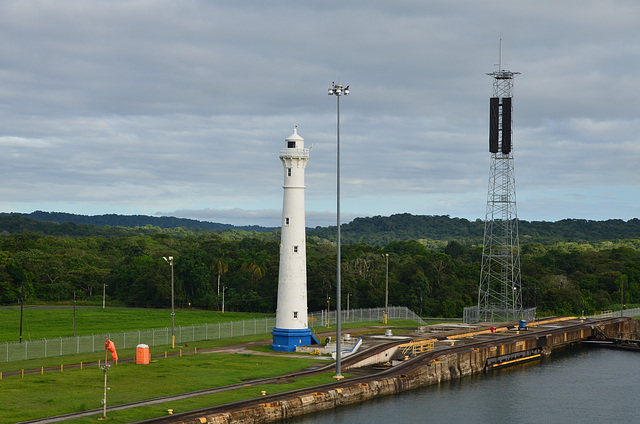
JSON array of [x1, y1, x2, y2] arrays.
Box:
[[0, 348, 331, 423], [0, 307, 271, 342], [0, 320, 421, 373], [0, 306, 425, 422], [0, 320, 422, 423]]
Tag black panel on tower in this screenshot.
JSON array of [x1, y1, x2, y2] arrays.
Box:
[[501, 97, 512, 154], [489, 97, 499, 153]]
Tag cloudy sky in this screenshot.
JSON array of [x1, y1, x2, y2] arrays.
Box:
[[1, 1, 639, 228]]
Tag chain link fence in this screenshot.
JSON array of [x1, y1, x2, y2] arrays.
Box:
[[2, 306, 422, 363], [589, 307, 640, 319]]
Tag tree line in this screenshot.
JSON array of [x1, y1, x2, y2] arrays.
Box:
[[1, 219, 639, 317], [5, 212, 640, 245]]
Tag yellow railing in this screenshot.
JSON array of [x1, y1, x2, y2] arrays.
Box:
[[399, 338, 436, 356]]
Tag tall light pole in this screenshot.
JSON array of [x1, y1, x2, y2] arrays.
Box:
[[102, 283, 107, 309], [163, 256, 175, 348], [222, 286, 227, 314], [326, 295, 330, 327], [385, 253, 389, 324], [328, 81, 349, 380]]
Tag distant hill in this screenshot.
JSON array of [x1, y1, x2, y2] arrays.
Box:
[[1, 211, 639, 245], [0, 211, 276, 237], [308, 213, 640, 245], [1, 211, 276, 233]]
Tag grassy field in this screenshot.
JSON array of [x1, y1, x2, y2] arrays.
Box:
[[0, 347, 332, 423], [0, 307, 271, 342], [0, 319, 423, 373], [0, 320, 423, 423], [0, 306, 425, 422]]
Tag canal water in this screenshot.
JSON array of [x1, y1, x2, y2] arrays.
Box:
[[284, 346, 640, 423]]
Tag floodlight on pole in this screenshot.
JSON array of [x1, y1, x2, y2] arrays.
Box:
[[163, 256, 175, 348], [222, 286, 227, 314], [385, 253, 389, 324], [328, 81, 349, 380]]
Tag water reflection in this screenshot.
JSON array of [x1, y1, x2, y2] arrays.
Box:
[[284, 347, 639, 423]]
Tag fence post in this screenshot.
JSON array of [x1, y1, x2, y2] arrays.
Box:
[[77, 336, 79, 354], [25, 340, 28, 360], [60, 337, 63, 356], [45, 339, 47, 358]]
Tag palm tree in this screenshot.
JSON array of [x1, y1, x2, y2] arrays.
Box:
[[212, 256, 228, 311], [242, 250, 269, 288]]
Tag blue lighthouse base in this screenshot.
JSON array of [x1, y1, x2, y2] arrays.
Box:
[[271, 327, 320, 352]]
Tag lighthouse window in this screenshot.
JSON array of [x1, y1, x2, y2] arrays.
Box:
[[293, 311, 298, 319], [285, 217, 290, 226], [293, 245, 299, 253], [287, 168, 292, 176], [288, 141, 296, 148]]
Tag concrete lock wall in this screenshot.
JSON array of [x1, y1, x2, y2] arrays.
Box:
[[190, 319, 640, 424]]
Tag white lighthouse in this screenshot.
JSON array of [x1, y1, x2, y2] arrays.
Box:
[[271, 127, 319, 352]]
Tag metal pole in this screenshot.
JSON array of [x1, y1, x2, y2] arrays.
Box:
[[326, 295, 330, 327], [385, 253, 389, 324], [102, 283, 106, 309], [73, 291, 76, 337], [222, 287, 226, 313], [171, 259, 175, 348], [101, 347, 108, 420], [19, 280, 24, 343], [347, 293, 350, 320], [328, 82, 348, 380], [621, 279, 624, 317], [335, 90, 342, 379]]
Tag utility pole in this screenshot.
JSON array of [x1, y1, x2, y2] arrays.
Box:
[[163, 256, 175, 348], [385, 253, 389, 324], [19, 280, 24, 343], [73, 291, 76, 337]]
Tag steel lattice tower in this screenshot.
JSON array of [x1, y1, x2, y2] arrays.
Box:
[[477, 46, 523, 323]]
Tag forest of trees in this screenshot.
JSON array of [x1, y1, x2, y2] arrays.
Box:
[[1, 214, 639, 317]]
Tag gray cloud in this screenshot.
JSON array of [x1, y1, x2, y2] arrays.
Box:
[[1, 0, 638, 227]]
